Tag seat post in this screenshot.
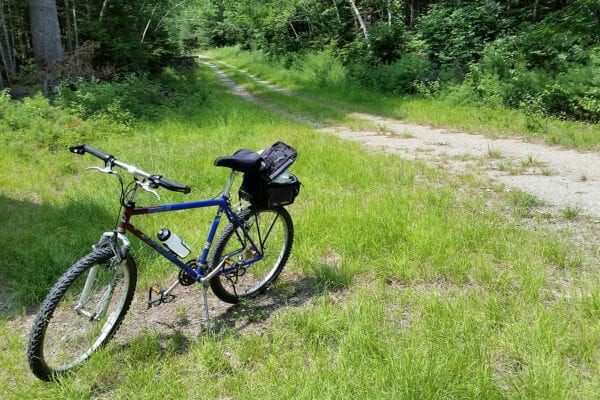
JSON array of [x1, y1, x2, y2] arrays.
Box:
[[223, 170, 237, 198]]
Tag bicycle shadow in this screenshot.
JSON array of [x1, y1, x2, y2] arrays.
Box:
[[125, 274, 331, 356], [211, 274, 327, 334]]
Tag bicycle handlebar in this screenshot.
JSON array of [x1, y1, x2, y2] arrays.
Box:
[[70, 144, 113, 163], [69, 144, 191, 194]]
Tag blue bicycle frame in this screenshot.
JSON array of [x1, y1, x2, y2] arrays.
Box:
[[113, 171, 262, 291]]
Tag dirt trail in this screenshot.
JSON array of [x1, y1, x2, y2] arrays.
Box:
[[324, 116, 600, 217], [203, 58, 600, 218]]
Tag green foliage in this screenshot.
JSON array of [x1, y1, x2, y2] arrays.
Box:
[[349, 53, 431, 95], [195, 0, 599, 122], [366, 21, 409, 64], [76, 0, 180, 73], [415, 0, 505, 79], [55, 75, 163, 125], [450, 39, 600, 121], [0, 66, 210, 156], [515, 0, 600, 72], [0, 90, 86, 153], [56, 65, 210, 122], [289, 52, 347, 87]]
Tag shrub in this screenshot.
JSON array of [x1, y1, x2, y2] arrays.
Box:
[[0, 90, 89, 153], [542, 65, 600, 121], [416, 0, 505, 78], [349, 53, 431, 95], [290, 52, 346, 87], [449, 37, 600, 122], [441, 63, 502, 107], [369, 21, 409, 64], [55, 74, 167, 125]]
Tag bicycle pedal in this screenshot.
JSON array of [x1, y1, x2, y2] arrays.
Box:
[[150, 285, 163, 294], [147, 284, 176, 309]]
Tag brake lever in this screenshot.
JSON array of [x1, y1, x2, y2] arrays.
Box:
[[85, 166, 115, 174], [137, 180, 161, 200]]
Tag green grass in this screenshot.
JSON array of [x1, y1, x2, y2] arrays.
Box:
[[562, 205, 582, 220], [208, 60, 372, 130], [1, 61, 600, 398], [207, 47, 600, 150]]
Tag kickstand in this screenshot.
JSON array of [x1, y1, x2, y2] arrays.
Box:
[[202, 284, 211, 333]]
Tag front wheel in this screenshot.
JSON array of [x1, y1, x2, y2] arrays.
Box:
[[27, 247, 137, 381], [210, 207, 294, 304]]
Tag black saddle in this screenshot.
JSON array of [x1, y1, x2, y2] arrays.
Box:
[[214, 149, 263, 174]]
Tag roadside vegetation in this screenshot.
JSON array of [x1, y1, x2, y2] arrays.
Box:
[[207, 47, 600, 150], [194, 1, 599, 123], [2, 60, 600, 399]]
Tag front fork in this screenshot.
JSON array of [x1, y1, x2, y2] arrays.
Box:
[[76, 232, 131, 321]]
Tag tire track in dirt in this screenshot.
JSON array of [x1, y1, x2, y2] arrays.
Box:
[[203, 57, 600, 218]]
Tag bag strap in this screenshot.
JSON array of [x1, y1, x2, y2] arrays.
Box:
[[259, 142, 297, 181]]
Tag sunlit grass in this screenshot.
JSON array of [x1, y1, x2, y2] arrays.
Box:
[[208, 47, 600, 150], [1, 60, 600, 399]]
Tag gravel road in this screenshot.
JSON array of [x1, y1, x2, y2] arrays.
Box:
[[204, 58, 600, 218]]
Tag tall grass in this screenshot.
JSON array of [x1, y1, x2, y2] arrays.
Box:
[[207, 47, 600, 150], [1, 62, 600, 398]]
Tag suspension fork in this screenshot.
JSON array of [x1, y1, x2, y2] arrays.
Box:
[[76, 232, 131, 320]]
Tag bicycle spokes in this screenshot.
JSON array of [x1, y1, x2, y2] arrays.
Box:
[[211, 208, 293, 303]]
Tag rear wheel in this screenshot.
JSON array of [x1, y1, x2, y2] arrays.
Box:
[[27, 247, 137, 381], [210, 207, 293, 304]]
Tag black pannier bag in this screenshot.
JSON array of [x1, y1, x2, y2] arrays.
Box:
[[239, 142, 301, 209]]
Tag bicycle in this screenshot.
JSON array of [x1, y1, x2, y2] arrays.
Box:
[[27, 142, 301, 382]]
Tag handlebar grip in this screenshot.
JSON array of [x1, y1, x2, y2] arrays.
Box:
[[70, 144, 191, 194], [150, 175, 191, 194], [69, 144, 113, 163]]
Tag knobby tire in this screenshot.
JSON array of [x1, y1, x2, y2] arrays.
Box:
[[210, 207, 293, 304], [27, 247, 137, 381]]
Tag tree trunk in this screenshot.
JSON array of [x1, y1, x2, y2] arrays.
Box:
[[0, 1, 14, 86], [331, 0, 342, 25], [0, 42, 10, 84], [0, 3, 15, 74], [347, 0, 371, 49], [153, 0, 186, 33], [141, 3, 158, 43], [72, 6, 78, 51], [28, 0, 64, 63], [63, 0, 73, 54], [289, 21, 299, 40], [99, 0, 109, 20]]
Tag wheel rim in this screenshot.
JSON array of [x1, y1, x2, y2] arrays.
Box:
[[218, 210, 289, 298], [41, 256, 131, 372]]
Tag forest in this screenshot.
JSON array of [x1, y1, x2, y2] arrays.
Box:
[[1, 0, 599, 121]]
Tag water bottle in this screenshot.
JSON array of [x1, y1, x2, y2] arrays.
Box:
[[157, 228, 191, 258]]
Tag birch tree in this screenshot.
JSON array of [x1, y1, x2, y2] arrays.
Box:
[[347, 0, 371, 49]]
